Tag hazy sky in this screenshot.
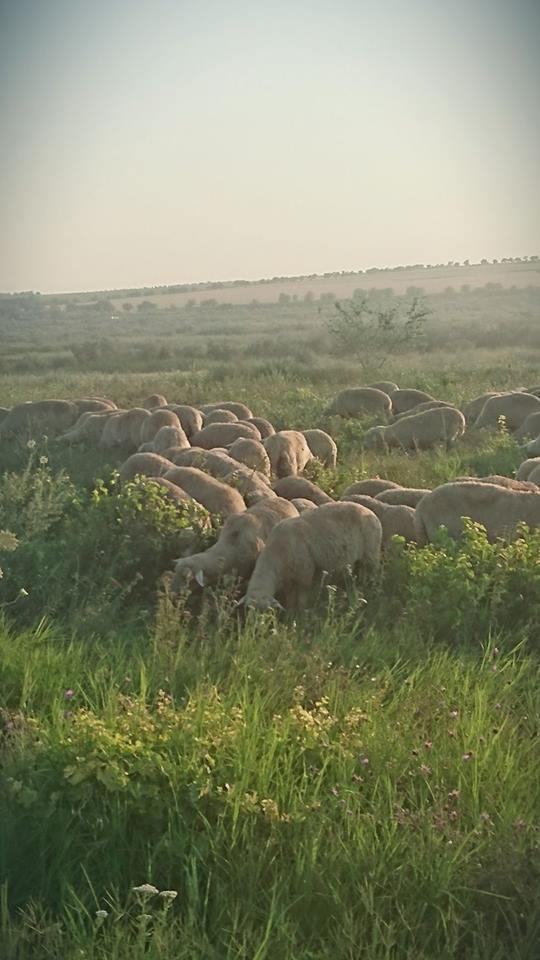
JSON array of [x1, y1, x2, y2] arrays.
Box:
[[1, 0, 539, 293]]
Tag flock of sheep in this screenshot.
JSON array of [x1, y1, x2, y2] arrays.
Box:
[[1, 380, 540, 611]]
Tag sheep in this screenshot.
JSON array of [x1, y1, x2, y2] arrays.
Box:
[[367, 381, 399, 395], [390, 389, 434, 415], [291, 498, 318, 513], [339, 494, 417, 544], [163, 466, 246, 517], [375, 487, 430, 508], [163, 404, 204, 439], [0, 407, 10, 424], [524, 385, 540, 398], [340, 478, 401, 498], [391, 400, 455, 422], [228, 438, 271, 477], [474, 392, 540, 432], [302, 429, 338, 469], [364, 406, 465, 452], [243, 417, 275, 439], [199, 401, 253, 420], [152, 424, 190, 453], [242, 502, 382, 610], [272, 476, 333, 505], [513, 412, 540, 441], [516, 458, 540, 481], [191, 422, 261, 450], [119, 453, 176, 482], [525, 435, 540, 457], [169, 448, 273, 501], [140, 409, 182, 445], [326, 387, 391, 420], [58, 409, 117, 444], [100, 409, 152, 449], [415, 480, 540, 544], [204, 409, 239, 425], [463, 392, 501, 424], [170, 497, 298, 590], [0, 399, 79, 437], [263, 430, 313, 478], [529, 465, 540, 485], [142, 393, 168, 409], [143, 476, 193, 505], [454, 474, 538, 492], [73, 398, 117, 414]]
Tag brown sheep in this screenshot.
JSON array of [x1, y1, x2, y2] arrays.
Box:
[[367, 380, 399, 394], [204, 409, 239, 425], [302, 429, 338, 469], [365, 407, 465, 452], [513, 412, 540, 441], [163, 404, 204, 439], [290, 498, 318, 513], [415, 481, 540, 544], [140, 409, 182, 445], [199, 401, 253, 420], [163, 466, 246, 517], [242, 502, 382, 610], [263, 431, 313, 478], [326, 387, 392, 420], [243, 417, 275, 439], [152, 424, 190, 453], [0, 400, 79, 437], [273, 476, 333, 505], [142, 394, 168, 409], [516, 458, 540, 481], [462, 392, 501, 424]]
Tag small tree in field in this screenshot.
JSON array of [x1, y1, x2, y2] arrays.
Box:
[[326, 294, 430, 372]]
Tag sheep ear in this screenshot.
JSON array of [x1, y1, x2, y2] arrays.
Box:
[[194, 569, 205, 587]]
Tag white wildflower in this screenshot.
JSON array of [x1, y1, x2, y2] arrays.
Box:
[[132, 883, 159, 896], [95, 910, 108, 921], [159, 890, 178, 901]]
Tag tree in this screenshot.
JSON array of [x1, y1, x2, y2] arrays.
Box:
[[325, 294, 430, 372], [122, 302, 133, 312]]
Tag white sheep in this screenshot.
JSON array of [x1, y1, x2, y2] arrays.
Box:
[[302, 429, 338, 468], [415, 481, 540, 544], [474, 392, 540, 432], [326, 387, 391, 420], [191, 422, 261, 449], [339, 493, 417, 543], [242, 501, 382, 610], [263, 430, 313, 478], [272, 476, 333, 505], [163, 466, 247, 517], [365, 406, 465, 452]]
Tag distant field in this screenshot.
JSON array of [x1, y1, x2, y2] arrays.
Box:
[[44, 259, 540, 307]]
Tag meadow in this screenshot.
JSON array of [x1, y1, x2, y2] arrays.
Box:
[[1, 267, 540, 958]]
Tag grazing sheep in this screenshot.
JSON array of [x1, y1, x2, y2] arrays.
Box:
[[204, 409, 239, 425], [140, 409, 182, 445], [242, 502, 382, 610], [462, 392, 501, 424], [340, 494, 417, 544], [59, 409, 117, 444], [0, 407, 10, 424], [455, 474, 538, 492], [415, 481, 540, 544], [367, 381, 399, 395], [273, 476, 333, 505], [390, 389, 434, 415], [263, 430, 313, 478], [474, 392, 540, 432], [391, 399, 455, 422], [73, 398, 117, 414], [100, 409, 150, 449], [365, 406, 465, 452], [163, 404, 204, 439], [513, 412, 540, 441], [525, 435, 540, 456], [191, 422, 261, 450], [302, 429, 338, 469], [375, 487, 430, 508], [138, 441, 156, 453], [340, 478, 401, 498], [170, 497, 298, 590], [0, 399, 79, 437], [169, 447, 273, 501], [152, 424, 190, 453], [516, 458, 540, 481], [524, 385, 540, 398], [163, 466, 246, 517], [142, 393, 168, 409], [228, 438, 271, 477], [119, 453, 176, 482], [529, 465, 540, 485], [144, 476, 192, 504], [199, 401, 253, 420], [326, 387, 392, 420], [291, 498, 318, 513], [243, 417, 275, 439]]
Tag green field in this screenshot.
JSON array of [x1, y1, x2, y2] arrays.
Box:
[[1, 272, 540, 958]]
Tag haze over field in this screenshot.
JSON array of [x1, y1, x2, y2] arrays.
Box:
[[1, 0, 539, 294]]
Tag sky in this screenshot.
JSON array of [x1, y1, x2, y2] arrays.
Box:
[[1, 0, 539, 293]]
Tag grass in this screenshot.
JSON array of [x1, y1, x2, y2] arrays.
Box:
[[1, 287, 540, 957]]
